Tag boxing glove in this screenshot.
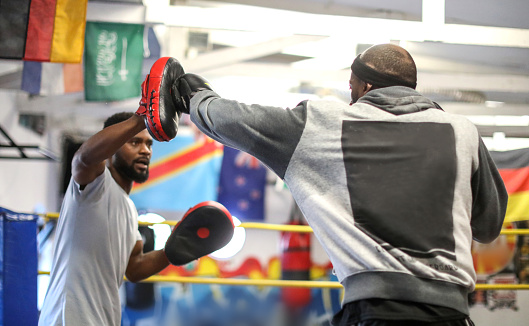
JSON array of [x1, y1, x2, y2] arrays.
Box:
[[173, 73, 213, 114]]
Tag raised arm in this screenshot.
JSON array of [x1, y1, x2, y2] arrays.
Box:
[[72, 114, 146, 187], [174, 73, 307, 178]]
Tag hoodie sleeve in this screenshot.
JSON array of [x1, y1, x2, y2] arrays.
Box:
[[189, 90, 307, 178], [471, 138, 508, 243]]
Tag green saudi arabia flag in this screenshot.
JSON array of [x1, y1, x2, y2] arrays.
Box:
[[84, 22, 144, 102]]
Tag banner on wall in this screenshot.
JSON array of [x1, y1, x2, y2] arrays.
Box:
[[217, 147, 267, 221], [84, 22, 144, 102], [491, 148, 529, 223], [130, 135, 224, 212], [0, 0, 88, 63]]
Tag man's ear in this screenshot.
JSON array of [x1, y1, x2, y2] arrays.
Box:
[[364, 82, 373, 93]]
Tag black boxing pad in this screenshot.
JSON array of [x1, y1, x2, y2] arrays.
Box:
[[164, 201, 235, 265]]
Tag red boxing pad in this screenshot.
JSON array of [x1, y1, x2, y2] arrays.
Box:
[[144, 57, 185, 142], [164, 201, 235, 265]]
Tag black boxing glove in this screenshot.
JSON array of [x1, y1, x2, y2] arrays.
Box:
[[172, 73, 213, 114]]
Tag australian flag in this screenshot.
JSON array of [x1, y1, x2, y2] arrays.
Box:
[[217, 147, 267, 221]]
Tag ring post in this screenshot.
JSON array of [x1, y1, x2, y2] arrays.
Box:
[[0, 208, 38, 326]]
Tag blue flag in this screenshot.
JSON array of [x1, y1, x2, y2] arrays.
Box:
[[130, 135, 223, 212], [217, 147, 267, 221]]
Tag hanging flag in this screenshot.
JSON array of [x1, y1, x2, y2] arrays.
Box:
[[21, 25, 160, 97], [130, 135, 224, 212], [84, 22, 144, 102], [217, 147, 267, 221], [0, 0, 88, 63], [21, 61, 84, 95], [491, 148, 529, 223]]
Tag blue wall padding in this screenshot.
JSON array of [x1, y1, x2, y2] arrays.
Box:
[[0, 208, 38, 326]]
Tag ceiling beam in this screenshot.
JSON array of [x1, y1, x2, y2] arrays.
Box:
[[182, 35, 325, 72], [86, 1, 146, 23], [439, 103, 529, 116], [417, 72, 529, 93], [202, 0, 420, 20], [477, 126, 529, 138], [145, 3, 529, 48], [412, 55, 517, 75]]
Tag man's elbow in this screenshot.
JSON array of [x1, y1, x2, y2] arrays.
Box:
[[472, 227, 502, 244], [125, 272, 143, 283]]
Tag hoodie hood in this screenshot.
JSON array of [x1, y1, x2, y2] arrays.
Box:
[[357, 86, 438, 116]]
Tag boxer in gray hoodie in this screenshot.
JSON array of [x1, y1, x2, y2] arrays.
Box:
[[173, 43, 507, 325]]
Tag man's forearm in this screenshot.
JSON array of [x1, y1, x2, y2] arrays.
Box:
[[126, 249, 170, 283]]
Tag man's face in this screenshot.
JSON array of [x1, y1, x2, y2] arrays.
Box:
[[112, 129, 153, 183], [349, 71, 365, 105]]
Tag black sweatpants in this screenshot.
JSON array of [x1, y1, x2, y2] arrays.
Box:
[[348, 318, 475, 326]]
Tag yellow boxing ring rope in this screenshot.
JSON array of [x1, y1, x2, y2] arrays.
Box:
[[38, 213, 529, 291]]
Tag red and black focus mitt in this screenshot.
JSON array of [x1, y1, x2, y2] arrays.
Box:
[[164, 201, 235, 265], [136, 57, 185, 142]]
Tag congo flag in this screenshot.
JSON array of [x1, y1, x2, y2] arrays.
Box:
[[491, 148, 529, 223], [130, 135, 223, 212]]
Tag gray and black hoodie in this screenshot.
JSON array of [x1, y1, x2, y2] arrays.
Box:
[[189, 86, 507, 315]]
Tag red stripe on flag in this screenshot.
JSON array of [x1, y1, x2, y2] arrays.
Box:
[[499, 166, 529, 193], [133, 139, 222, 191], [24, 0, 57, 61], [149, 140, 220, 180]]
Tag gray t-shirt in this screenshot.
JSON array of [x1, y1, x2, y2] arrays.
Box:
[[39, 168, 142, 326]]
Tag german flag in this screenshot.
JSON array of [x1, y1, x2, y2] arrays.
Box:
[[0, 0, 88, 63], [130, 135, 224, 212], [491, 148, 529, 223]]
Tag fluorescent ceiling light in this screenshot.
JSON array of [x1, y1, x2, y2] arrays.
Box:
[[422, 0, 445, 26], [485, 101, 505, 108]]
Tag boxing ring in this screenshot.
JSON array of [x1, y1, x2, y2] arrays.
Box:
[[38, 212, 529, 291], [2, 207, 529, 326]]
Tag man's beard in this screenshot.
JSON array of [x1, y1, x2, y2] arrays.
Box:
[[113, 154, 149, 183]]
